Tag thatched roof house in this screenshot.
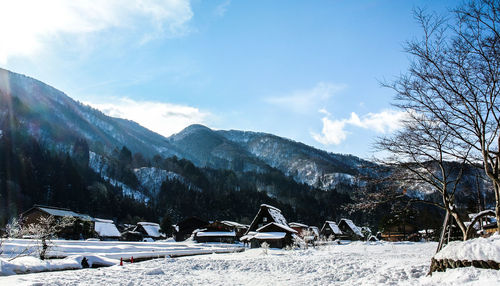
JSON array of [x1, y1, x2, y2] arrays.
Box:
[[338, 219, 364, 240], [247, 204, 289, 232], [94, 218, 121, 240], [248, 222, 298, 248], [320, 221, 343, 240], [242, 204, 298, 248], [134, 222, 165, 240]]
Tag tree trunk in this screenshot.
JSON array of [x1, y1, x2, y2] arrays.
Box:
[[449, 211, 467, 241]]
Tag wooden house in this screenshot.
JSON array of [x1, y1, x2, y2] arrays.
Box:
[[249, 222, 298, 248], [120, 230, 143, 241], [308, 226, 320, 242], [242, 204, 298, 248], [289, 222, 309, 237], [246, 204, 290, 232], [20, 205, 95, 240], [94, 218, 121, 241], [483, 222, 499, 236], [221, 220, 249, 238], [338, 219, 364, 241], [134, 222, 165, 241], [194, 220, 247, 243], [320, 221, 343, 240], [174, 217, 208, 241], [381, 222, 417, 241]]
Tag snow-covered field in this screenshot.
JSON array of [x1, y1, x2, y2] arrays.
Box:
[[1, 238, 242, 261], [2, 241, 499, 285]]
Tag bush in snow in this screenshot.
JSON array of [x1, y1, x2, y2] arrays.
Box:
[[261, 242, 269, 255]]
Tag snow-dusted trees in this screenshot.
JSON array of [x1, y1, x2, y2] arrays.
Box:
[[381, 0, 500, 234], [6, 215, 75, 260]]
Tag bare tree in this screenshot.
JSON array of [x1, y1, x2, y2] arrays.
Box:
[[373, 110, 484, 240], [384, 0, 500, 232], [4, 216, 76, 260], [23, 216, 76, 260]]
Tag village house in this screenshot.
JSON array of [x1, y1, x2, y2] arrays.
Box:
[[308, 226, 320, 242], [134, 222, 165, 241], [194, 220, 247, 243], [289, 222, 309, 237], [240, 204, 299, 248], [320, 220, 343, 240], [381, 221, 418, 242], [247, 204, 290, 232], [221, 220, 249, 238], [338, 219, 364, 241], [20, 205, 95, 240], [174, 217, 208, 241], [249, 222, 297, 248], [94, 218, 121, 241]]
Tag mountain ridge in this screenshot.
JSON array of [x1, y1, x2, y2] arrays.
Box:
[[0, 67, 366, 189]]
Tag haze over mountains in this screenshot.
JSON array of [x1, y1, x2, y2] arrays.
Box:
[[0, 68, 366, 190]]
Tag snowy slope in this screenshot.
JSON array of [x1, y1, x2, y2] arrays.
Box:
[[0, 68, 179, 158], [134, 167, 201, 194], [168, 125, 370, 190]]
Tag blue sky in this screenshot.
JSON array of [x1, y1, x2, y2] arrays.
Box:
[[0, 0, 456, 158]]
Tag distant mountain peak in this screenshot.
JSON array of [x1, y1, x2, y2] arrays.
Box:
[[1, 68, 368, 190]]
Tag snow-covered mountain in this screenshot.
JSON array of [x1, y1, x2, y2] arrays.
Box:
[[0, 68, 367, 190], [167, 126, 368, 189], [0, 68, 180, 158]]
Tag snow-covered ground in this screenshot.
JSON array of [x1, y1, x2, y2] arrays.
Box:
[[2, 241, 499, 285], [1, 238, 242, 261]]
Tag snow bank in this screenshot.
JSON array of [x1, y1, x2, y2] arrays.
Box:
[[0, 256, 81, 276], [434, 234, 500, 262], [0, 254, 120, 276], [196, 232, 236, 237]]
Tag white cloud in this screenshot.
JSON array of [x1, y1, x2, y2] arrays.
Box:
[[266, 82, 346, 114], [214, 0, 231, 17], [86, 98, 210, 137], [0, 0, 193, 63], [312, 109, 408, 145]]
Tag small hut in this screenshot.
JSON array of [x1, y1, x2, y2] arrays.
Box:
[[289, 222, 309, 237], [320, 221, 343, 240], [221, 221, 249, 238], [174, 217, 208, 241], [20, 205, 95, 240], [94, 218, 121, 241], [338, 219, 364, 240], [134, 222, 165, 241]]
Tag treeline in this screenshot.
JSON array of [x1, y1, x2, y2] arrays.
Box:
[[0, 123, 156, 226], [3, 115, 443, 232], [0, 120, 357, 229]]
